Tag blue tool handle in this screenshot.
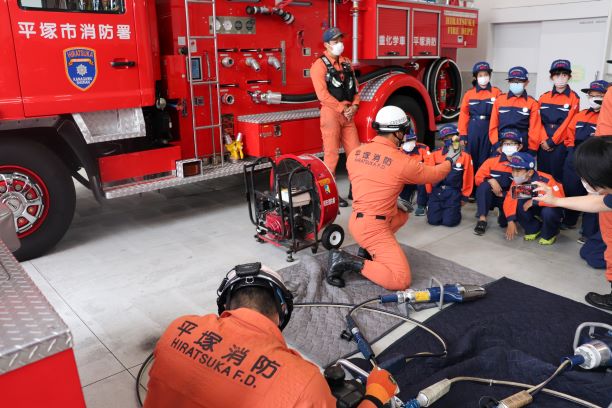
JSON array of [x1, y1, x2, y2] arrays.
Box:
[[346, 315, 375, 362], [428, 285, 463, 303], [379, 293, 399, 303]]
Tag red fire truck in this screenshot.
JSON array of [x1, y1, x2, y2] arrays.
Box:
[[0, 0, 478, 260]]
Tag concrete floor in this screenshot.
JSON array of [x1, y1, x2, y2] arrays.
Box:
[[21, 167, 609, 408]]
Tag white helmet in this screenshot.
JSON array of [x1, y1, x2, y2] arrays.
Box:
[[372, 105, 410, 133]]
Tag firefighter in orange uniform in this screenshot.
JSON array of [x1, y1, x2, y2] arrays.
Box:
[[458, 61, 502, 177], [489, 66, 543, 155], [145, 263, 399, 407], [311, 27, 361, 207], [325, 106, 457, 290], [503, 152, 565, 245], [596, 79, 612, 135], [424, 124, 474, 227], [537, 59, 580, 181]]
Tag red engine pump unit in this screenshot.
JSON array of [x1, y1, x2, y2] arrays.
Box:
[[244, 154, 344, 261]]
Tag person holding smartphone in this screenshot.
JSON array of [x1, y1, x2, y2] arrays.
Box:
[[502, 152, 565, 244], [534, 136, 612, 311]]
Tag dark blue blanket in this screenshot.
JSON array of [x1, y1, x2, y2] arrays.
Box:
[[376, 278, 612, 407]]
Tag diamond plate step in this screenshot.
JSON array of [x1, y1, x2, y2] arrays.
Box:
[[103, 152, 325, 199], [0, 241, 72, 374]]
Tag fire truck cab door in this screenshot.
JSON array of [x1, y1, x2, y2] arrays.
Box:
[[7, 0, 142, 117]]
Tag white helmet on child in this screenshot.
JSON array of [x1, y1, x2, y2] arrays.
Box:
[[372, 105, 411, 133]]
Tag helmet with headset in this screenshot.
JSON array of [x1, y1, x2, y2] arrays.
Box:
[[216, 262, 294, 330], [371, 105, 411, 133]]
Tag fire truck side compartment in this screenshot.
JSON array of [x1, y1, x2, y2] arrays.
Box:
[[98, 145, 182, 184]]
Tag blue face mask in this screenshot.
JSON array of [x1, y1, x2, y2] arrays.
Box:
[[509, 82, 525, 95]]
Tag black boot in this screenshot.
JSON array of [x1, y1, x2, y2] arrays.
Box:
[[585, 283, 612, 311], [357, 247, 372, 261], [326, 249, 365, 287], [338, 197, 349, 207]]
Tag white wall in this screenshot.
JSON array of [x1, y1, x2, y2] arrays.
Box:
[[457, 0, 611, 107]]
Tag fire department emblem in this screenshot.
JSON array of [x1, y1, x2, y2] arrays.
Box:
[[64, 47, 98, 91]]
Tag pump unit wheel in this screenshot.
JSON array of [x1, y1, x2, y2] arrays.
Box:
[[424, 57, 463, 122], [321, 224, 344, 250], [0, 138, 76, 261]]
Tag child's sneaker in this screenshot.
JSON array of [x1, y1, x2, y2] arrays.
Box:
[[524, 231, 541, 241], [538, 236, 557, 245]]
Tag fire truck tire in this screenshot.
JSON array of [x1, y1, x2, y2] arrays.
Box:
[[385, 95, 426, 142], [424, 58, 463, 122], [0, 138, 76, 261], [321, 224, 344, 250]]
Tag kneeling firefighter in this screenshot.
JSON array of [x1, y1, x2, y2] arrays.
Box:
[[326, 106, 460, 290], [144, 263, 399, 408]]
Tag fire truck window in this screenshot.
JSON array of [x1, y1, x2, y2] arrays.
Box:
[[19, 0, 124, 13]]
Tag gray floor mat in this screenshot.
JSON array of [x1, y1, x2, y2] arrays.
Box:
[[280, 244, 494, 367]]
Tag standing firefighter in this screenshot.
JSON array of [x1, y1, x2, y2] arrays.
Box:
[[326, 106, 457, 290], [311, 27, 361, 207]]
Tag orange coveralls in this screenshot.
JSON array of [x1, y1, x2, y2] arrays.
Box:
[[602, 195, 612, 282], [145, 308, 380, 408], [595, 90, 612, 136], [347, 136, 451, 290], [311, 51, 361, 174]]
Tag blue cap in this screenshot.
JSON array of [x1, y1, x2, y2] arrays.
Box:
[[472, 61, 492, 75], [581, 80, 609, 94], [438, 124, 459, 139], [323, 27, 344, 43], [500, 128, 522, 143], [404, 129, 417, 140], [505, 152, 536, 170], [549, 59, 572, 74], [507, 66, 528, 81]]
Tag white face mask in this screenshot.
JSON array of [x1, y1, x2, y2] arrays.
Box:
[[402, 140, 417, 152], [553, 76, 568, 88], [581, 179, 601, 195], [588, 97, 603, 111], [329, 42, 344, 56], [513, 174, 528, 184], [502, 145, 519, 157], [509, 83, 525, 95], [477, 76, 490, 87]]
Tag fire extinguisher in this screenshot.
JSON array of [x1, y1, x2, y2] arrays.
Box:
[[437, 69, 448, 113]]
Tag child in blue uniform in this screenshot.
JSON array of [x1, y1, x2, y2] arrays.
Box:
[[425, 125, 474, 227], [399, 129, 430, 215], [473, 128, 521, 235]]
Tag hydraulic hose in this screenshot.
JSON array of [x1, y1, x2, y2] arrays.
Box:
[[279, 66, 414, 104], [136, 351, 155, 407], [293, 302, 448, 357], [411, 374, 602, 408]]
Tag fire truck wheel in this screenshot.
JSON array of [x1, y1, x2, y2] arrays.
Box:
[[321, 224, 344, 250], [385, 95, 426, 143], [0, 138, 76, 261]]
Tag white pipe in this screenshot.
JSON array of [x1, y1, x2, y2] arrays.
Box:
[[352, 0, 359, 64]]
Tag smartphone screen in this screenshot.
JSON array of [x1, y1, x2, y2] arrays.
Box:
[[511, 184, 538, 199]]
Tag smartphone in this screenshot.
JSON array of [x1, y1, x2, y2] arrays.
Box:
[[511, 184, 539, 200]]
